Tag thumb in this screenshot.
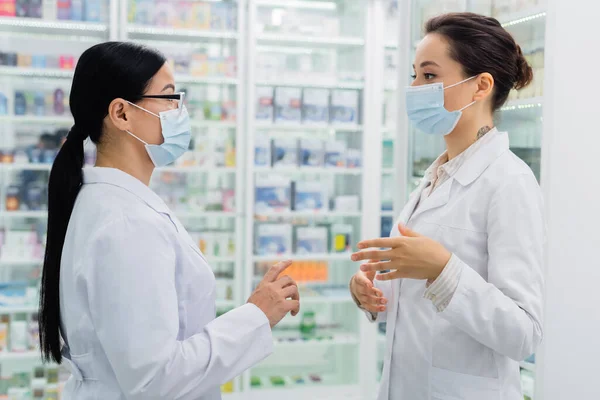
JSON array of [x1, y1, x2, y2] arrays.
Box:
[[364, 268, 376, 282], [398, 223, 420, 237]]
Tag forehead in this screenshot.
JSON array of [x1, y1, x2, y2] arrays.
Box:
[[414, 33, 451, 65]]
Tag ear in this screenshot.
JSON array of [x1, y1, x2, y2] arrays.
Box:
[[107, 98, 132, 133], [472, 72, 494, 102]]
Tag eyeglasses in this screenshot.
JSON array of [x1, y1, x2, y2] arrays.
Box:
[[140, 91, 185, 111]]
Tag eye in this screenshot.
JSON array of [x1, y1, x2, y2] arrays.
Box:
[[410, 74, 416, 79], [424, 73, 436, 80]]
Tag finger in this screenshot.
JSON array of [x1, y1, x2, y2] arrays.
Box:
[[364, 268, 376, 281], [351, 249, 394, 262], [285, 300, 300, 316], [263, 260, 293, 282], [356, 237, 400, 250], [361, 302, 387, 313], [359, 294, 388, 307], [398, 223, 420, 237], [275, 275, 295, 289], [376, 271, 402, 281], [360, 261, 392, 273], [281, 284, 299, 300], [354, 273, 374, 289]]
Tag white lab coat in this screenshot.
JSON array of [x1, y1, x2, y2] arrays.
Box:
[[59, 167, 273, 400], [374, 131, 544, 400]]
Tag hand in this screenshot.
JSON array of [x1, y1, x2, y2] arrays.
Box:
[[350, 268, 387, 313], [351, 224, 452, 282], [248, 260, 300, 328]]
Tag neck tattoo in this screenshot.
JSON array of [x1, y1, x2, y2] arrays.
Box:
[[476, 125, 493, 140]]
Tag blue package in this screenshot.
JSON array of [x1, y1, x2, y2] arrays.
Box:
[[293, 182, 327, 212], [271, 138, 298, 167], [210, 2, 228, 30], [275, 87, 302, 124], [255, 224, 292, 256], [295, 226, 328, 254], [255, 86, 274, 122], [254, 136, 271, 167], [34, 92, 45, 116], [84, 0, 102, 22], [330, 89, 359, 125], [31, 55, 46, 69], [346, 149, 362, 168], [324, 141, 346, 167], [71, 0, 84, 20], [14, 92, 26, 116], [381, 216, 393, 238], [299, 139, 324, 167], [0, 282, 28, 306], [302, 88, 329, 125], [255, 176, 291, 213], [0, 93, 7, 115]]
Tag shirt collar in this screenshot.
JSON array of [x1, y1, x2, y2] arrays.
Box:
[[83, 167, 170, 215], [423, 127, 507, 186]]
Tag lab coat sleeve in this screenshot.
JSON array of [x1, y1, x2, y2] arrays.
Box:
[[85, 216, 273, 400], [440, 173, 544, 361]]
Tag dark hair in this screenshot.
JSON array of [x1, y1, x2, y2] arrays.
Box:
[[39, 42, 166, 363], [425, 12, 533, 111]]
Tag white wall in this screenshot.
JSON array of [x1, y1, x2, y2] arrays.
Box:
[[537, 0, 600, 399]]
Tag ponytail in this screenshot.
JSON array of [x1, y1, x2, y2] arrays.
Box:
[[39, 125, 86, 363]]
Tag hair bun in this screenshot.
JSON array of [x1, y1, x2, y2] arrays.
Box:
[[514, 45, 533, 90]]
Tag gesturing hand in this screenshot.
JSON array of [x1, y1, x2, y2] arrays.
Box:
[[248, 260, 300, 328], [350, 268, 387, 313], [351, 224, 452, 282]]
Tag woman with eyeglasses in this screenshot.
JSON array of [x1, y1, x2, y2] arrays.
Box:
[[39, 42, 299, 400]]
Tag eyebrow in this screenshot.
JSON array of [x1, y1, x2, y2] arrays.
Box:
[[412, 61, 440, 69], [161, 84, 175, 92]]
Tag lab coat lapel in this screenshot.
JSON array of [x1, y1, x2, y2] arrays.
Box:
[[408, 177, 453, 222]]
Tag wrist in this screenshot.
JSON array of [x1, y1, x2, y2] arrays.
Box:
[[431, 248, 452, 281]]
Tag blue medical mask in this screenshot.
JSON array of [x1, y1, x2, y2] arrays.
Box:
[[125, 99, 191, 167], [405, 76, 477, 136]]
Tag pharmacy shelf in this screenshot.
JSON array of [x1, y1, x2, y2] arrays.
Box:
[[191, 120, 237, 129], [206, 256, 237, 264], [0, 305, 38, 314], [0, 351, 41, 363], [254, 166, 362, 175], [175, 74, 238, 86], [0, 115, 72, 125], [256, 79, 363, 90], [246, 383, 361, 398], [256, 33, 364, 47], [253, 252, 352, 262], [216, 299, 237, 309], [255, 0, 337, 10], [155, 166, 237, 174], [377, 334, 386, 346], [382, 168, 395, 175], [501, 97, 544, 111], [520, 361, 536, 372], [0, 211, 47, 219], [127, 25, 238, 40], [273, 333, 359, 348], [498, 6, 547, 27], [382, 126, 397, 137], [301, 294, 352, 304], [254, 211, 362, 219], [0, 66, 73, 79], [174, 211, 237, 219], [0, 164, 51, 172], [381, 211, 395, 218], [0, 16, 107, 37], [254, 122, 363, 132], [0, 259, 43, 267]]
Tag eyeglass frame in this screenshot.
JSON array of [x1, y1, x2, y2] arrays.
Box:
[[139, 91, 186, 110]]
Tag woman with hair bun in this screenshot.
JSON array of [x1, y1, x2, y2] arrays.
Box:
[[350, 12, 544, 400]]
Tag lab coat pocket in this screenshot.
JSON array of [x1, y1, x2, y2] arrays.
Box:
[[431, 366, 500, 400]]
